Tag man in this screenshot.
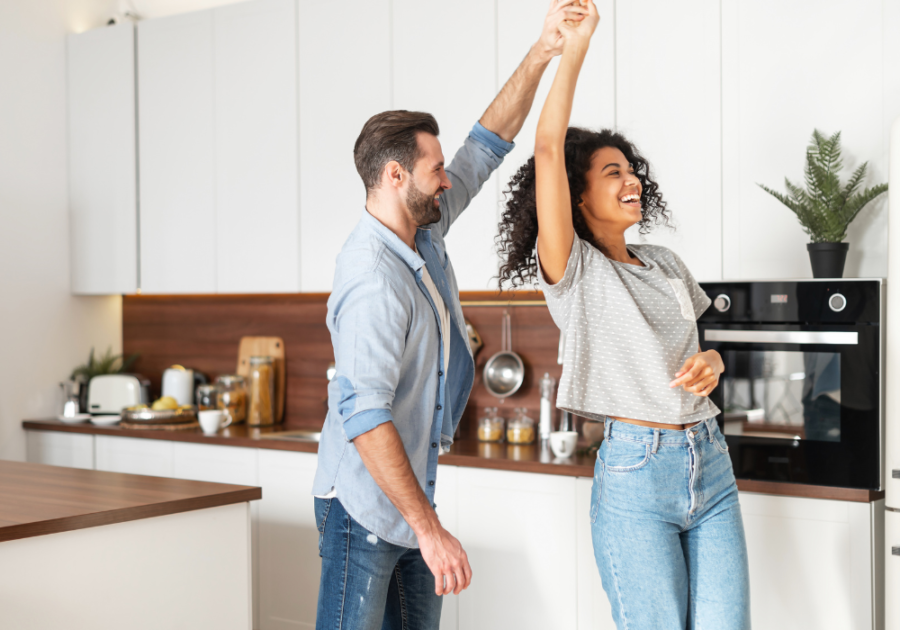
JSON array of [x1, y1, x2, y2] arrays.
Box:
[[312, 2, 589, 628]]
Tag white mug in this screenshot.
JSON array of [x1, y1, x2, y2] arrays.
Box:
[[198, 409, 232, 434], [549, 431, 579, 459]]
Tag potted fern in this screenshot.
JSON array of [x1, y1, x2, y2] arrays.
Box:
[[758, 130, 888, 278]]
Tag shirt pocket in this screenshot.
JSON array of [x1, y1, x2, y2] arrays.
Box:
[[668, 278, 696, 321]]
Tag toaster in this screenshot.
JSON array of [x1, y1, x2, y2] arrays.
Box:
[[88, 374, 149, 414]]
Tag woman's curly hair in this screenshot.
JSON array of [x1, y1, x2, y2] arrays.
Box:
[[496, 127, 671, 288]]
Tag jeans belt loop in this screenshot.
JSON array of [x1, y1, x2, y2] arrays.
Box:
[[705, 418, 715, 443], [604, 416, 612, 440], [651, 428, 660, 454]]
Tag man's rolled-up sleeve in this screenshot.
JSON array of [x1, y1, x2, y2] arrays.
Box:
[[330, 272, 410, 441]]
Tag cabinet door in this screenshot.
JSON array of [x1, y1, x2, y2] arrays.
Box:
[[138, 10, 216, 293], [67, 24, 137, 295], [298, 0, 391, 292], [214, 0, 299, 293], [435, 464, 460, 630], [887, 509, 900, 629], [617, 0, 722, 282], [739, 492, 877, 630], [257, 449, 320, 630], [25, 431, 95, 470], [575, 477, 615, 630], [173, 442, 261, 629], [95, 435, 174, 477], [392, 0, 499, 292], [457, 467, 577, 629]]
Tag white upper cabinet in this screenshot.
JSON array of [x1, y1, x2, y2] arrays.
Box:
[[618, 0, 722, 283], [138, 0, 299, 294], [298, 0, 391, 293], [214, 0, 299, 293], [393, 0, 498, 292], [138, 10, 216, 294], [68, 23, 138, 295]]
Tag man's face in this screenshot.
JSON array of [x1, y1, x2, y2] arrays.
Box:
[[405, 132, 452, 226]]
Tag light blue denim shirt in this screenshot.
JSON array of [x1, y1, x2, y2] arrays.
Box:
[[312, 123, 514, 548]]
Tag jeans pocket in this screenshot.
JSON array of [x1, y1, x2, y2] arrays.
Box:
[[590, 457, 604, 524], [711, 425, 730, 454], [602, 438, 652, 473]]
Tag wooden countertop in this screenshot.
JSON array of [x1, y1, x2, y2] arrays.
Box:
[[0, 459, 261, 543], [23, 419, 884, 503]]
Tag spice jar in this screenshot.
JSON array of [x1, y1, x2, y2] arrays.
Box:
[[477, 407, 504, 442], [506, 408, 535, 445], [216, 374, 248, 424], [247, 357, 275, 426], [195, 384, 219, 411]]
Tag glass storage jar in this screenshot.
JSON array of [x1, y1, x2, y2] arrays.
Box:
[[216, 374, 248, 424], [195, 384, 219, 411], [247, 357, 275, 426], [506, 408, 535, 445], [477, 407, 504, 442]]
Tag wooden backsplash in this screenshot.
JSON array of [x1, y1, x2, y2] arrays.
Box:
[[122, 291, 565, 436]]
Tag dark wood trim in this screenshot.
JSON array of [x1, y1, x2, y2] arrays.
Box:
[[0, 460, 261, 543], [123, 290, 545, 303], [734, 479, 883, 503]]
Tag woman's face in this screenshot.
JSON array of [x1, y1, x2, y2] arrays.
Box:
[[579, 146, 643, 233]]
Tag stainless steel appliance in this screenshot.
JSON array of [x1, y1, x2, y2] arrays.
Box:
[[698, 279, 882, 490]]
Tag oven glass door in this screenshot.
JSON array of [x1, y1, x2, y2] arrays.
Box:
[[702, 324, 880, 490]]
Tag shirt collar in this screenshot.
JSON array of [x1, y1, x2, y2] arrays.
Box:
[[360, 209, 425, 272]]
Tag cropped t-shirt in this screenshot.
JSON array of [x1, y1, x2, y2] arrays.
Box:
[[538, 235, 720, 425]]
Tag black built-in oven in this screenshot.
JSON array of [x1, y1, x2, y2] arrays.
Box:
[[698, 280, 882, 490]]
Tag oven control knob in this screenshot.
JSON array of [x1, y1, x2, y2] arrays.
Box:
[[828, 293, 847, 312], [713, 294, 731, 313]]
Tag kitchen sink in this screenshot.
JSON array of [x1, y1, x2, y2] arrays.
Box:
[[259, 430, 321, 442]]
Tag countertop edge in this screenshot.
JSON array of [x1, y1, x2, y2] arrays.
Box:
[[0, 486, 262, 544], [23, 420, 884, 503]]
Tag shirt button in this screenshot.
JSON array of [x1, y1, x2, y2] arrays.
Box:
[[438, 371, 443, 376], [432, 442, 438, 448], [436, 405, 442, 410], [428, 480, 435, 486]]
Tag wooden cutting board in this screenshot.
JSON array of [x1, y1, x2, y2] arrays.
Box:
[[236, 336, 285, 423]]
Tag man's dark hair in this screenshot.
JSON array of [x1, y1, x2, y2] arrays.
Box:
[[354, 110, 440, 194]]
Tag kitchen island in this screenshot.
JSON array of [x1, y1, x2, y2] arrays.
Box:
[[0, 459, 260, 630]]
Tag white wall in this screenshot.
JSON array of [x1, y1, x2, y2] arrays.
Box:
[[0, 0, 122, 462]]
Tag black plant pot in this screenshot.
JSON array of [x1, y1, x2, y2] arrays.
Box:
[[807, 242, 849, 278]]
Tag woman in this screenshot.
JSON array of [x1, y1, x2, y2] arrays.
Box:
[[497, 3, 750, 628]]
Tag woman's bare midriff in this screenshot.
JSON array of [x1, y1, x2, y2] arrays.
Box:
[[609, 416, 702, 431]]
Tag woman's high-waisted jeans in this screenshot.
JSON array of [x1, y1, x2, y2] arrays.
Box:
[[591, 418, 750, 630]]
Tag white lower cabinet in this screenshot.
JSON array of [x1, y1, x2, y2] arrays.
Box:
[[25, 430, 95, 469], [257, 449, 320, 630], [456, 467, 578, 630], [435, 465, 461, 630], [739, 492, 883, 630], [886, 510, 900, 629], [95, 435, 175, 477]]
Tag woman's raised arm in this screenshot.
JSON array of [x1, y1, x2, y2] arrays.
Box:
[[534, 0, 599, 284]]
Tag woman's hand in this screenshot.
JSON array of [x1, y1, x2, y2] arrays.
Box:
[[536, 0, 590, 61], [670, 350, 724, 397], [558, 0, 599, 49]]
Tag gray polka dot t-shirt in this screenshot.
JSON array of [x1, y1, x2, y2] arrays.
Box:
[[538, 235, 720, 425]]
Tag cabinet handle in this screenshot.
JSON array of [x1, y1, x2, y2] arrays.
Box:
[[893, 470, 900, 479], [893, 547, 900, 557]]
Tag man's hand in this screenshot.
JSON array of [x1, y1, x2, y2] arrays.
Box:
[[670, 350, 725, 397], [536, 0, 590, 61], [558, 0, 599, 50], [416, 522, 473, 596]]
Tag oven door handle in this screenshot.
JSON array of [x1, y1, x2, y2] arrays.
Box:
[[703, 330, 858, 345]]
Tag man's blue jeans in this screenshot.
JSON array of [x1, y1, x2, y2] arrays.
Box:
[[315, 497, 442, 630], [592, 418, 751, 629]]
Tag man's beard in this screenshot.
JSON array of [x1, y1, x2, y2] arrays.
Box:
[[406, 176, 441, 226]]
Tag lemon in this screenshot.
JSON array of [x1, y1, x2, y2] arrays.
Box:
[[152, 396, 179, 411]]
